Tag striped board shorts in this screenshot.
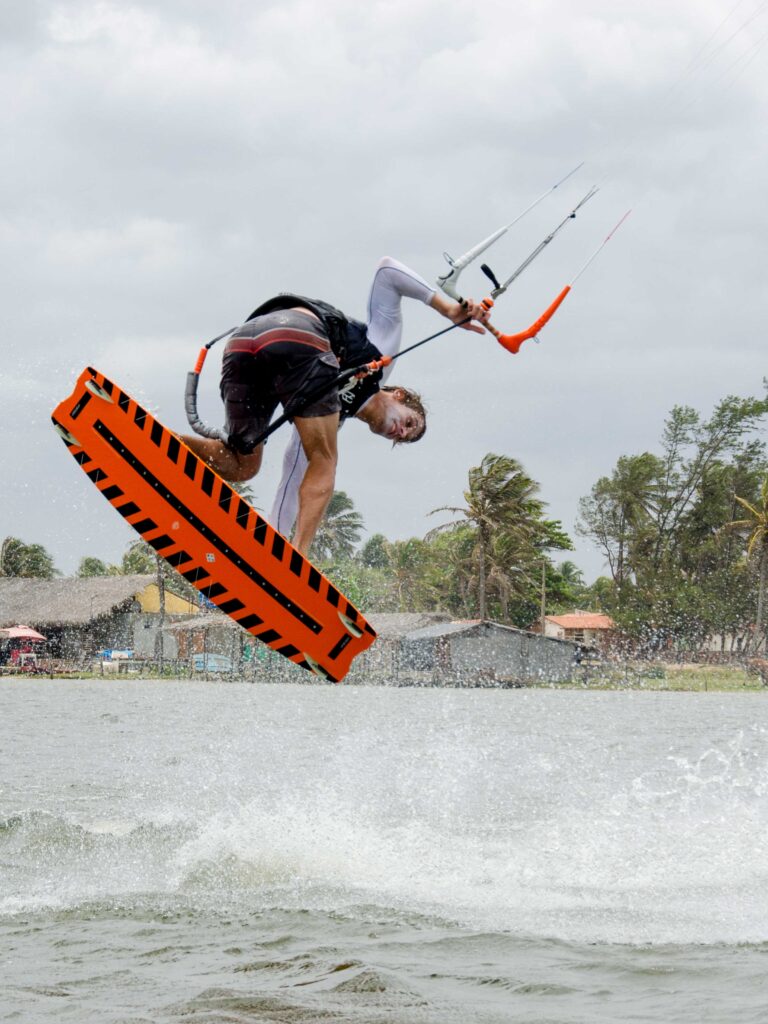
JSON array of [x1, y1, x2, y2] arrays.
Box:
[[220, 309, 341, 454]]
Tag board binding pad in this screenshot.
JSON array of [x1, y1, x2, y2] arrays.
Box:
[[51, 368, 377, 681]]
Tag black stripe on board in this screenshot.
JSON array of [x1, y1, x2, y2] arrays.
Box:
[[134, 407, 147, 430], [253, 517, 268, 545], [86, 467, 107, 483], [74, 451, 92, 466], [218, 483, 233, 512], [167, 436, 181, 463], [116, 501, 141, 518], [236, 499, 250, 528], [101, 378, 114, 396], [93, 420, 323, 635], [326, 584, 340, 608], [147, 534, 174, 551], [70, 391, 91, 420], [165, 550, 192, 567], [255, 629, 281, 645], [277, 643, 300, 658], [183, 451, 196, 480], [101, 484, 124, 501], [219, 598, 246, 615], [328, 633, 352, 661], [117, 391, 130, 413], [308, 567, 321, 592], [271, 534, 285, 561], [132, 517, 158, 534], [199, 582, 227, 600], [182, 567, 210, 584], [201, 467, 215, 497], [237, 613, 263, 630], [150, 421, 163, 447], [289, 551, 303, 577]]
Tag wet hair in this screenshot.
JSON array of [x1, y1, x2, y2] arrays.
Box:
[[381, 385, 427, 443]]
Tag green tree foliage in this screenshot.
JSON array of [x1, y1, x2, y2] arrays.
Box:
[[386, 537, 435, 611], [577, 388, 768, 649], [429, 454, 571, 622], [548, 560, 588, 611], [120, 541, 158, 575], [360, 533, 389, 569], [76, 556, 111, 577], [0, 537, 58, 579], [312, 491, 364, 561], [726, 475, 768, 652]]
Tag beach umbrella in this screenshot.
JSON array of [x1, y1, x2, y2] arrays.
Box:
[[0, 625, 47, 641]]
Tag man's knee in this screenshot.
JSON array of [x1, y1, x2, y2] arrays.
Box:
[[229, 447, 263, 481]]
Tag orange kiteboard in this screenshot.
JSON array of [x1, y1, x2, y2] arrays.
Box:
[[51, 368, 377, 681]]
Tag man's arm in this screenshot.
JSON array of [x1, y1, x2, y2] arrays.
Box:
[[292, 412, 340, 554], [429, 291, 489, 334]]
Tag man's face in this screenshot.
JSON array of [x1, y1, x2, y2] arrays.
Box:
[[371, 394, 424, 444]]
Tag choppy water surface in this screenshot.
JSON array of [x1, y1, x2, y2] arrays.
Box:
[[1, 680, 767, 1023]]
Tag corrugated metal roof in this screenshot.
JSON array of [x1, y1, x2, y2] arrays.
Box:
[[402, 619, 540, 641], [404, 620, 482, 641], [0, 576, 157, 626], [366, 612, 452, 638]]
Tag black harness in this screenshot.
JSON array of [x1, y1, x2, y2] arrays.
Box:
[[246, 293, 383, 419]]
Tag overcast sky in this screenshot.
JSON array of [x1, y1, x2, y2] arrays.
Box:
[[2, 0, 766, 581]]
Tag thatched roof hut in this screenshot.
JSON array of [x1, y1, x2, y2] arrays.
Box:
[[0, 575, 159, 626], [0, 576, 200, 662]]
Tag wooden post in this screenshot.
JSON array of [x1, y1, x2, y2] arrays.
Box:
[[155, 555, 165, 674], [540, 560, 546, 635]]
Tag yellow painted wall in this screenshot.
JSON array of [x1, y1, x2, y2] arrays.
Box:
[[135, 583, 198, 616]]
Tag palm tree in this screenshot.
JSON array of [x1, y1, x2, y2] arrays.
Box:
[[312, 491, 364, 561], [386, 538, 430, 611], [429, 454, 541, 619], [727, 476, 768, 653], [77, 556, 111, 577], [0, 536, 58, 578]]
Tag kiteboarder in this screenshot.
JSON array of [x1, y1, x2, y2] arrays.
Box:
[[181, 257, 489, 553]]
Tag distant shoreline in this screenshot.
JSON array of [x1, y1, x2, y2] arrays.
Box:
[[1, 663, 765, 692]]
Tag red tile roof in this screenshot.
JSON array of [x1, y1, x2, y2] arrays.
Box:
[[546, 613, 616, 630]]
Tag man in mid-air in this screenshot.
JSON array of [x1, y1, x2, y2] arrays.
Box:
[[182, 257, 488, 553]]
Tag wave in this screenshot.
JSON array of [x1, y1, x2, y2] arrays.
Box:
[[3, 729, 768, 945], [171, 727, 768, 945]]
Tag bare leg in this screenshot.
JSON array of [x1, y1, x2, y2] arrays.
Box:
[[181, 435, 263, 482]]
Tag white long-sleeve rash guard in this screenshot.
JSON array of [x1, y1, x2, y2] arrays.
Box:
[[268, 257, 435, 537]]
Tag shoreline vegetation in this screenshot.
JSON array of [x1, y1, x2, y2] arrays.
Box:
[[1, 662, 764, 692]]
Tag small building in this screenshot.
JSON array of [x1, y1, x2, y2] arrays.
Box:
[[350, 613, 577, 685], [164, 610, 577, 685], [163, 612, 259, 675], [535, 612, 617, 650], [0, 576, 199, 663]]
